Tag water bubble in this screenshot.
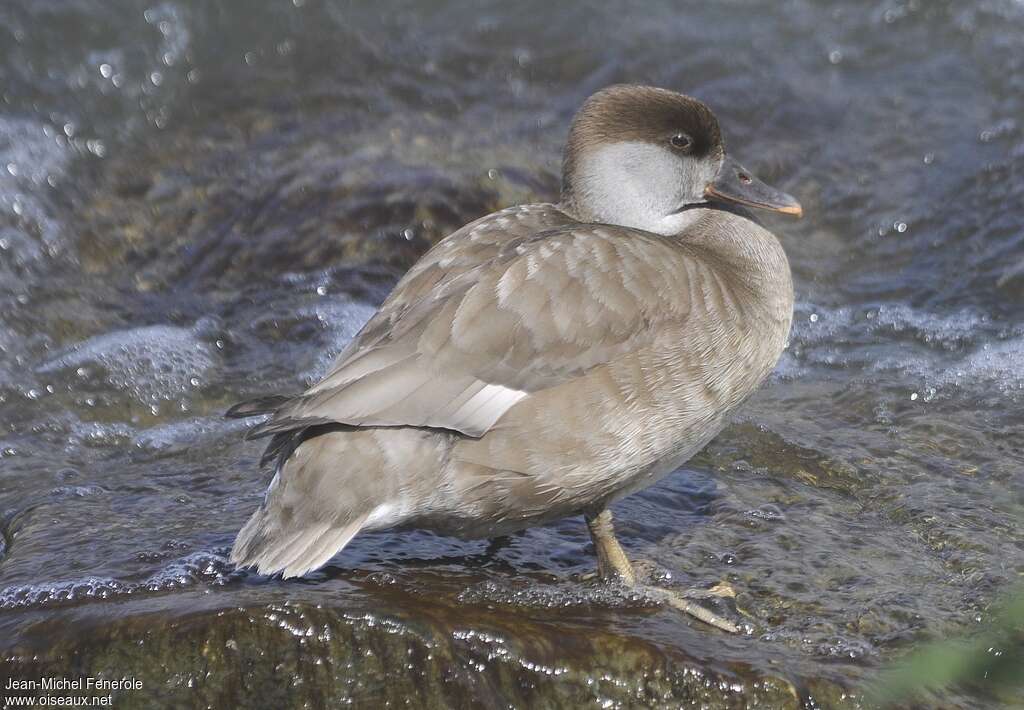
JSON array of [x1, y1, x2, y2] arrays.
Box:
[[487, 169, 499, 180], [828, 49, 843, 64], [150, 72, 164, 87], [316, 285, 327, 296], [977, 119, 1017, 144], [895, 221, 907, 233], [187, 69, 200, 84], [39, 323, 218, 405], [244, 52, 257, 66], [910, 392, 918, 401], [5, 163, 17, 176], [402, 228, 415, 241], [809, 313, 819, 323], [923, 152, 934, 164], [99, 63, 113, 79]]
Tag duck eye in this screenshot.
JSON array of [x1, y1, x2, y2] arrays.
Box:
[[669, 133, 692, 151]]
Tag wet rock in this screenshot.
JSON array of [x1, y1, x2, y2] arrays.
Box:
[[1, 596, 845, 709]]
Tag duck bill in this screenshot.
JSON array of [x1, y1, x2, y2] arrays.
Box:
[[704, 156, 802, 217]]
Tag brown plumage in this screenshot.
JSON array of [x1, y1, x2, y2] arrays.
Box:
[[229, 85, 800, 628]]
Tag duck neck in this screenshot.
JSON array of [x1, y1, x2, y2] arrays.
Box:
[[684, 208, 794, 325]]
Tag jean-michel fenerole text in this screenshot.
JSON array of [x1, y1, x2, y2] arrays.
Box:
[[6, 677, 143, 692]]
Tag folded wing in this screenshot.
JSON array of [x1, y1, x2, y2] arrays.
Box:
[[247, 206, 701, 440]]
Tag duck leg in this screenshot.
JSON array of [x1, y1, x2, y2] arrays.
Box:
[[585, 508, 740, 633], [585, 509, 637, 585]]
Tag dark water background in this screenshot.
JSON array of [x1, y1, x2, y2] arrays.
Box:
[[1, 0, 1023, 707]]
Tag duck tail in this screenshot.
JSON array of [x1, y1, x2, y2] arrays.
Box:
[[229, 427, 378, 578], [230, 502, 370, 579]]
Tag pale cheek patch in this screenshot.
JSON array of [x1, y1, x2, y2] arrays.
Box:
[[575, 142, 695, 236]]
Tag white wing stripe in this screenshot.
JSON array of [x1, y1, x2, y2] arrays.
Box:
[[448, 383, 527, 431]]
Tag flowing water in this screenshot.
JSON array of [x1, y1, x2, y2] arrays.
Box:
[[1, 0, 1023, 707]]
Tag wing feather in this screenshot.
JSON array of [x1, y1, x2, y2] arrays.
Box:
[[251, 204, 702, 439]]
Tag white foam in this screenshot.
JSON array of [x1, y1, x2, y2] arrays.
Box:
[[38, 322, 217, 404], [0, 550, 237, 611], [788, 301, 984, 351], [0, 116, 71, 255], [300, 298, 376, 381], [0, 117, 69, 185], [935, 338, 1024, 393], [778, 300, 1022, 397]]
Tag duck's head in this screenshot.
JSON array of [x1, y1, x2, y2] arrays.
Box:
[[560, 85, 801, 235]]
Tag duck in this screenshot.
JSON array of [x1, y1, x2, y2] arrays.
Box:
[[227, 84, 800, 632]]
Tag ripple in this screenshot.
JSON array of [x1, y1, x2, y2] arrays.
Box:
[[0, 550, 239, 611], [780, 300, 1024, 398], [131, 416, 246, 454], [790, 301, 986, 352], [935, 338, 1024, 393]]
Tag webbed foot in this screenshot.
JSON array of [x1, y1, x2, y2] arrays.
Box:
[[585, 509, 742, 633]]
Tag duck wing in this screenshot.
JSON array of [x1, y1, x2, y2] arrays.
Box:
[[245, 206, 702, 441]]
